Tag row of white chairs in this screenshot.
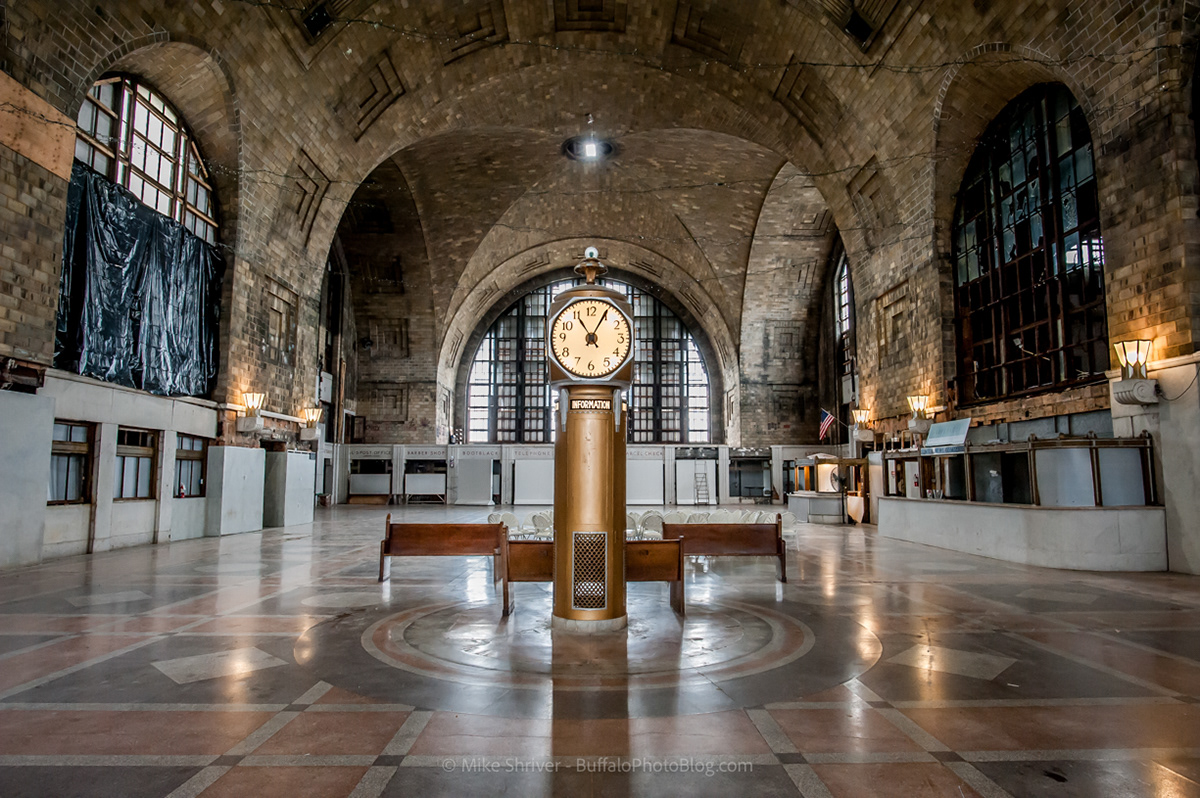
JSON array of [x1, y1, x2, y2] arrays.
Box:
[[486, 508, 798, 541], [488, 510, 554, 539]]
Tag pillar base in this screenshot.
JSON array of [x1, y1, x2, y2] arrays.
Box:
[[551, 615, 628, 633]]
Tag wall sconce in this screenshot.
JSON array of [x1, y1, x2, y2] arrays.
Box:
[[300, 407, 323, 441], [237, 392, 266, 432], [243, 392, 266, 415], [852, 408, 874, 442], [906, 394, 932, 435], [1114, 340, 1151, 380], [1112, 339, 1159, 405]]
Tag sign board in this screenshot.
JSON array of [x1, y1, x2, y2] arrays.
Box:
[[920, 418, 971, 456]]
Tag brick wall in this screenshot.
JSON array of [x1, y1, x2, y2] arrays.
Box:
[[1, 0, 1197, 445]]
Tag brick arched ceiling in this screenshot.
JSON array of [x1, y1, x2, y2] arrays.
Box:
[[336, 126, 800, 363]]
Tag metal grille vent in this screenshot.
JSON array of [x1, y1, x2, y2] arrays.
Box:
[[572, 532, 607, 610]]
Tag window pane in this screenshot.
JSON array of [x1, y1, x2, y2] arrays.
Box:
[[49, 455, 69, 501], [115, 455, 127, 498], [136, 456, 152, 497]]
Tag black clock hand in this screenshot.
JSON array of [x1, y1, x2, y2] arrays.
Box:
[[585, 309, 608, 346]]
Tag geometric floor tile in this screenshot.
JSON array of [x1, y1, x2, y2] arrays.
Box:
[[151, 647, 288, 684], [886, 645, 1017, 680], [65, 590, 152, 607], [300, 592, 388, 608], [1016, 589, 1100, 605]]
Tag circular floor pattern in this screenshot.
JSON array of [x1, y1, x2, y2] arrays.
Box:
[[296, 583, 883, 718], [301, 591, 390, 609], [363, 595, 814, 691]]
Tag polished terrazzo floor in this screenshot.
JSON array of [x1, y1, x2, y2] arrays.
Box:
[[2, 505, 1200, 797]]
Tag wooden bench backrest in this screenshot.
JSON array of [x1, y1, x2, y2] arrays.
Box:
[[626, 539, 684, 582], [384, 521, 503, 556], [660, 520, 781, 556]]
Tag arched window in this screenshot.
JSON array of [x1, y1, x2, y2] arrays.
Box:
[[467, 279, 712, 444], [835, 255, 851, 337], [953, 83, 1108, 403], [56, 75, 222, 397], [75, 76, 218, 243], [833, 250, 853, 375]]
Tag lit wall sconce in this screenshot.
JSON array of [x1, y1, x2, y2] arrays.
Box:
[[852, 408, 874, 442], [300, 407, 323, 441], [1112, 339, 1159, 405], [906, 394, 932, 435], [237, 392, 266, 432]]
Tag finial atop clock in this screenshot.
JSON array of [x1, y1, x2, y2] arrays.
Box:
[[575, 246, 607, 285]]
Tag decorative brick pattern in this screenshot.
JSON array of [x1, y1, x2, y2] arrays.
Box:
[[339, 50, 406, 140], [439, 0, 508, 64], [670, 1, 746, 63], [553, 0, 627, 33], [0, 0, 1196, 446]]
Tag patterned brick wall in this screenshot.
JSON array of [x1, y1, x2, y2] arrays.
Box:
[[0, 145, 67, 364], [1, 0, 1197, 444]]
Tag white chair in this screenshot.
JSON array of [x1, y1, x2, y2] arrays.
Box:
[[642, 514, 663, 536], [625, 512, 640, 539], [487, 512, 502, 524], [663, 511, 686, 524], [757, 510, 776, 524], [533, 513, 552, 534], [500, 512, 521, 536], [687, 512, 708, 523], [780, 511, 797, 530]]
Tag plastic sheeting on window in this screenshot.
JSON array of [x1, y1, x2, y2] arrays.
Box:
[[55, 163, 223, 397]]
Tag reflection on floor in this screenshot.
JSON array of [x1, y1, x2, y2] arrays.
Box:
[[1, 504, 1199, 797]]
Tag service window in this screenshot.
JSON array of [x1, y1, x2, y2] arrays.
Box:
[[174, 434, 208, 498], [114, 428, 157, 500], [48, 421, 92, 504]]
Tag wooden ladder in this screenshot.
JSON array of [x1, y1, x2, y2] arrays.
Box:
[[694, 471, 710, 505]]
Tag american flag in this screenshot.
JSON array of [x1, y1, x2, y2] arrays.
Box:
[[818, 409, 835, 441]]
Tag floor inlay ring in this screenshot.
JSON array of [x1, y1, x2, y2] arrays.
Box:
[[361, 596, 816, 691]]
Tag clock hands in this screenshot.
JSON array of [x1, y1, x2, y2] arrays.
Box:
[[583, 308, 609, 347]]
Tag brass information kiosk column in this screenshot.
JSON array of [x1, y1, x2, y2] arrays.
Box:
[[547, 252, 634, 631]]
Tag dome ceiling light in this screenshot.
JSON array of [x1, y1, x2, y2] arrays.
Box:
[[564, 112, 614, 161], [562, 135, 614, 161]]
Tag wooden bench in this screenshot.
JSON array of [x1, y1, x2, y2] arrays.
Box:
[[378, 515, 505, 583], [661, 516, 786, 583], [626, 539, 686, 616], [500, 537, 685, 616]]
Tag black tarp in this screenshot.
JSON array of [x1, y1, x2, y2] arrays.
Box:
[[55, 163, 222, 397]]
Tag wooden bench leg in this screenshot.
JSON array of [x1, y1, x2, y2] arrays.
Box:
[[670, 578, 685, 616], [777, 545, 787, 583], [379, 541, 390, 582]]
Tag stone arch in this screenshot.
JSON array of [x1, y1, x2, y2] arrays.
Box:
[[301, 56, 859, 301], [72, 38, 244, 256], [930, 44, 1099, 403], [932, 43, 1094, 260], [739, 163, 839, 445], [439, 238, 739, 443]]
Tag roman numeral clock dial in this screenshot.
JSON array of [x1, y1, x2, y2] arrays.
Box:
[[550, 298, 632, 379]]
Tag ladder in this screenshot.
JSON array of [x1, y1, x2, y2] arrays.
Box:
[[694, 471, 710, 505]]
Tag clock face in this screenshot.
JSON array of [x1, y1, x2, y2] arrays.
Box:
[[550, 298, 632, 379]]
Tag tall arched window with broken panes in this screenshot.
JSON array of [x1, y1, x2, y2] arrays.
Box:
[[952, 83, 1108, 404], [467, 279, 711, 444]]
